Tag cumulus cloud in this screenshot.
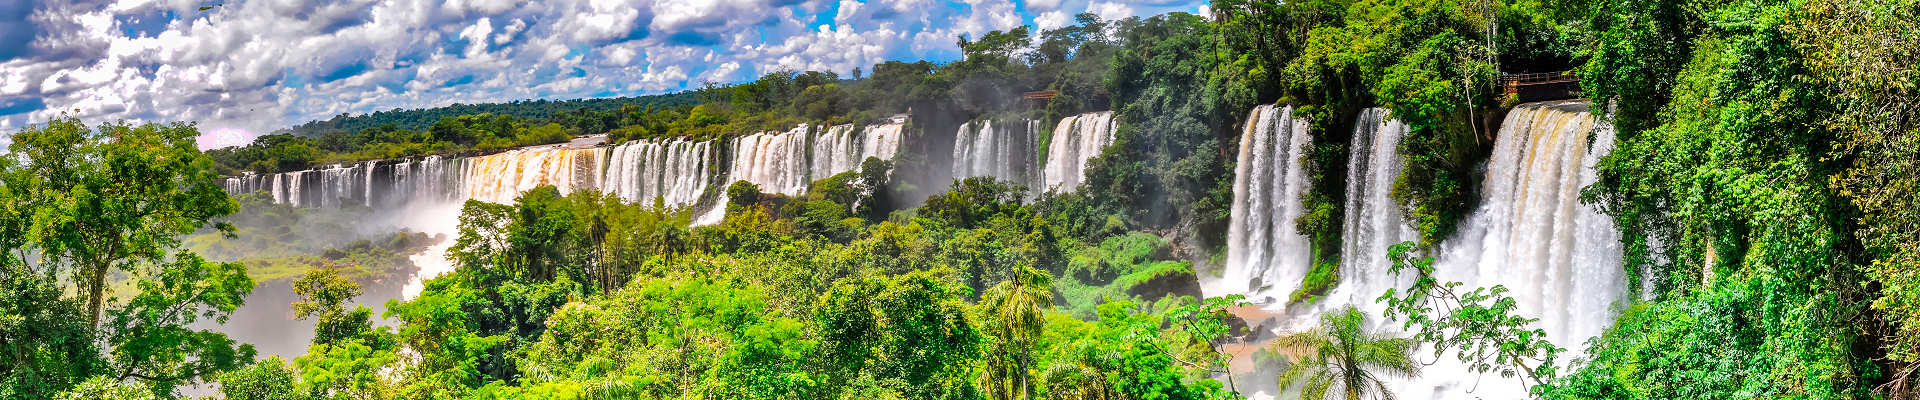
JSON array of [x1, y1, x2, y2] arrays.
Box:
[[1087, 1, 1135, 23], [0, 0, 1207, 142]]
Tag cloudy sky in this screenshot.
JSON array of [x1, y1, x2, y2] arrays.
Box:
[[0, 0, 1207, 148]]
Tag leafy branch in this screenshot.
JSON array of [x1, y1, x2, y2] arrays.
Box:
[[1375, 241, 1562, 393]]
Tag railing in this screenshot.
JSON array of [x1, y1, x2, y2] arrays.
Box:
[[1500, 71, 1579, 98], [1022, 90, 1060, 100]]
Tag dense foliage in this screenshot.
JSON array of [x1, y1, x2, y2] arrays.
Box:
[[0, 119, 254, 399], [284, 93, 700, 138]]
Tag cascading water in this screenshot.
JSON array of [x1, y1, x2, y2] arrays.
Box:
[[809, 120, 908, 179], [1436, 100, 1625, 350], [952, 118, 1041, 187], [1041, 111, 1115, 191], [729, 125, 812, 195], [862, 118, 905, 163], [811, 124, 862, 178], [456, 145, 605, 204], [1322, 108, 1420, 307], [1219, 102, 1626, 399], [1216, 105, 1314, 302], [603, 139, 715, 207]]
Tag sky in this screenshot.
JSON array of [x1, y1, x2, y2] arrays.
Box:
[[0, 0, 1209, 148]]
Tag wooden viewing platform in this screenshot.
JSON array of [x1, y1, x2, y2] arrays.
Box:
[[1500, 70, 1581, 102], [1022, 90, 1060, 100]]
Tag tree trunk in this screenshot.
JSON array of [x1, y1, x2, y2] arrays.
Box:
[[86, 262, 108, 332]]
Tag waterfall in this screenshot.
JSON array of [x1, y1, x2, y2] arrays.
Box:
[[952, 118, 1041, 188], [810, 119, 909, 179], [728, 125, 812, 195], [862, 118, 905, 163], [455, 146, 604, 204], [1322, 108, 1420, 307], [1216, 105, 1314, 302], [1436, 100, 1625, 351], [811, 124, 861, 178], [603, 138, 715, 207], [219, 118, 913, 298], [1041, 111, 1116, 191], [1221, 101, 1623, 400]]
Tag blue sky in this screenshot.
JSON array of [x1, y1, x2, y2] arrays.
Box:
[[0, 0, 1209, 148]]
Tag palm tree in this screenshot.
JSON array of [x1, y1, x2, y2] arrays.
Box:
[[980, 265, 1053, 400], [1273, 306, 1419, 400]]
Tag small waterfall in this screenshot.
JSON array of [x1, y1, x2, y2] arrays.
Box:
[[1041, 111, 1116, 191], [952, 118, 1041, 187], [1324, 108, 1419, 307], [1216, 105, 1314, 302], [811, 124, 861, 178], [861, 118, 905, 163], [729, 125, 812, 195], [603, 138, 715, 207], [287, 170, 305, 207], [1437, 100, 1625, 351]]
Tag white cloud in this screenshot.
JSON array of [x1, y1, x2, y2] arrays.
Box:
[[1026, 0, 1065, 11], [1034, 10, 1070, 31], [1087, 1, 1134, 23], [1, 0, 1209, 147]]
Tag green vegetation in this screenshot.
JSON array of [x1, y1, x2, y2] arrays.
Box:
[[172, 172, 1234, 399], [1273, 306, 1419, 400], [1542, 0, 1920, 397], [284, 93, 700, 138], [0, 119, 254, 399]]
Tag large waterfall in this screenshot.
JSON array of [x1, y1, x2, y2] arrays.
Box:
[[1217, 105, 1314, 302], [1041, 111, 1116, 191], [1436, 100, 1625, 350], [457, 145, 606, 204], [226, 119, 908, 217], [952, 118, 1042, 187]]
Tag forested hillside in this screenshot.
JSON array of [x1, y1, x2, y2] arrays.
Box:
[[3, 0, 1919, 399]]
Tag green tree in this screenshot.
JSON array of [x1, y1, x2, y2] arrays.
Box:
[[101, 253, 255, 394], [52, 376, 157, 400], [216, 356, 300, 400], [293, 267, 373, 348], [1272, 307, 1418, 400], [6, 118, 239, 331], [980, 266, 1053, 400], [0, 273, 101, 400], [728, 180, 764, 211]]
